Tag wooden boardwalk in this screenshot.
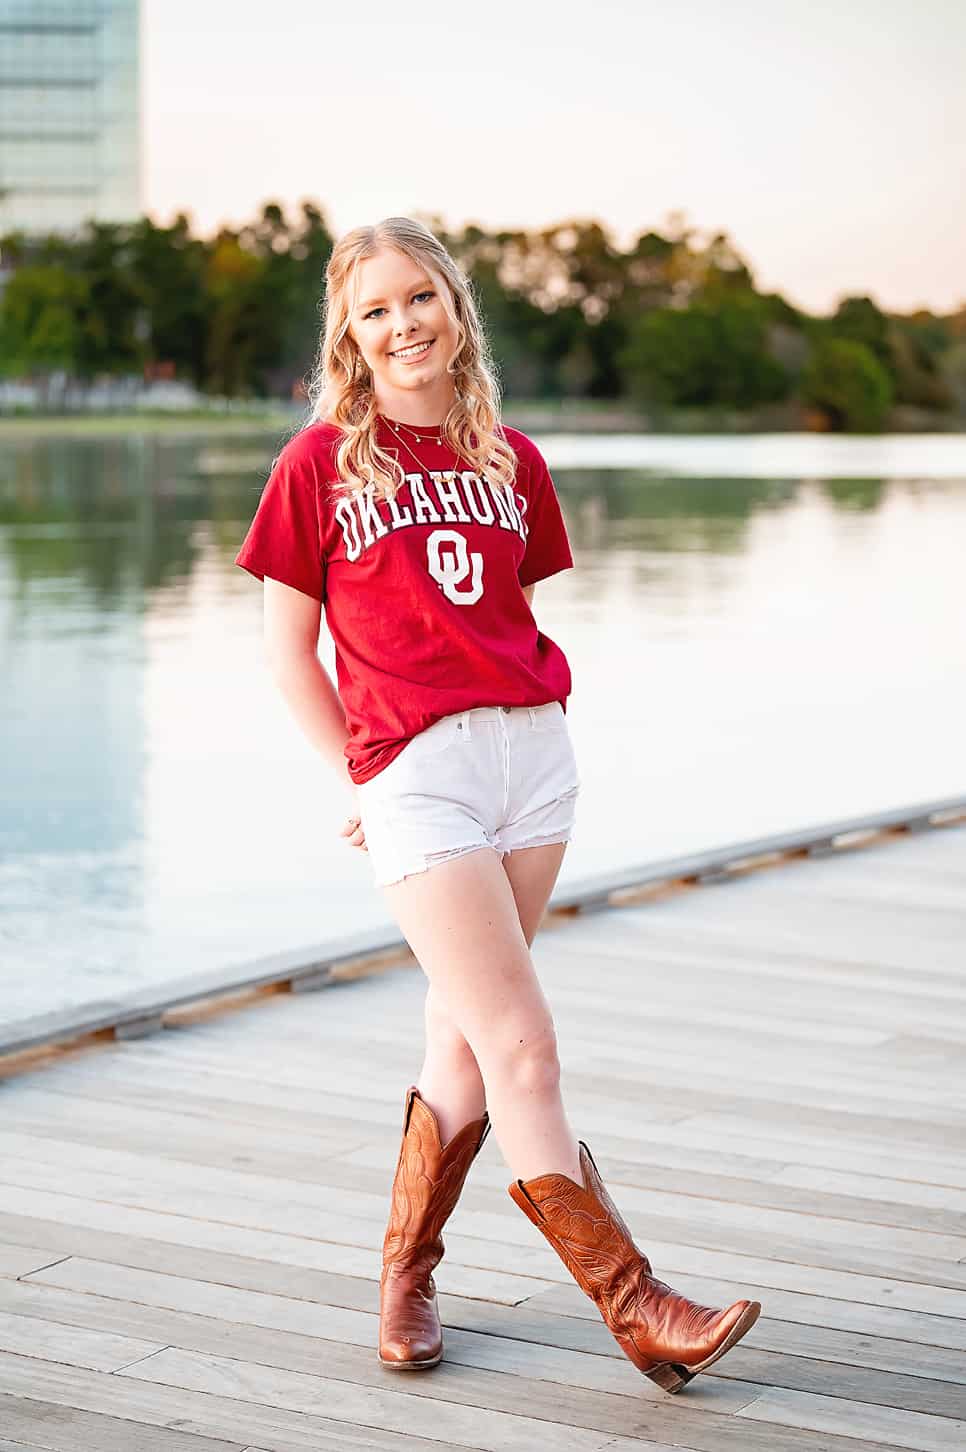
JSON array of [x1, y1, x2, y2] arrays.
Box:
[[1, 824, 965, 1451]]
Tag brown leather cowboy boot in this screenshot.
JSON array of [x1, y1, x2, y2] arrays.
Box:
[[379, 1085, 490, 1370], [509, 1140, 760, 1392]]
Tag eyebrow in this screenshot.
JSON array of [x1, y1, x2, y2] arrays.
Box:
[[357, 277, 434, 312]]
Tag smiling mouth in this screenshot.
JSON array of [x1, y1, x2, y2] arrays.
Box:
[[389, 338, 435, 360]]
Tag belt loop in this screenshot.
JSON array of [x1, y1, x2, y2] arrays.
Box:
[[460, 708, 472, 737], [528, 706, 536, 728]]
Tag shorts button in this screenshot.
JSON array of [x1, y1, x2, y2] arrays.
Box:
[[501, 705, 511, 712]]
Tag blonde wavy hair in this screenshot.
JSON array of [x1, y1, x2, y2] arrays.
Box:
[[306, 217, 518, 500]]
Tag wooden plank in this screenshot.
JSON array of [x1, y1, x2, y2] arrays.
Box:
[[1, 1086, 378, 1157], [560, 932, 966, 1007], [577, 1154, 966, 1236], [765, 1164, 966, 1215], [674, 1105, 966, 1157], [738, 1386, 966, 1451], [572, 892, 966, 973], [547, 923, 966, 999], [0, 1244, 67, 1280], [0, 1307, 163, 1372], [0, 1396, 248, 1451], [544, 962, 966, 1046]]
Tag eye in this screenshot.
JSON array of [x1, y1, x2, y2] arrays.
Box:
[[364, 290, 434, 321]]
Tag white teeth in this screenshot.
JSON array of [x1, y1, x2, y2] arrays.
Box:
[[391, 340, 432, 359]]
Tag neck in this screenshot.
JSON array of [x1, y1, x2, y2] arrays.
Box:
[[373, 379, 456, 430]]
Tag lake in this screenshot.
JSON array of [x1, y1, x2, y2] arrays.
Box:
[[1, 428, 964, 1024]]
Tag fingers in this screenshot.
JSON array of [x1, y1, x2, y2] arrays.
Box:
[[341, 814, 368, 852]]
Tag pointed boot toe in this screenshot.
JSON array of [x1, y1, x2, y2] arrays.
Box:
[[688, 1297, 762, 1374]]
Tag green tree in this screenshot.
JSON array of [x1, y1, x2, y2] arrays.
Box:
[[202, 231, 264, 396], [0, 264, 87, 378], [72, 222, 142, 375], [619, 293, 788, 408], [938, 340, 966, 414], [800, 338, 893, 431], [887, 319, 953, 408], [127, 214, 208, 385], [620, 306, 717, 406], [825, 295, 893, 374], [239, 200, 334, 395]]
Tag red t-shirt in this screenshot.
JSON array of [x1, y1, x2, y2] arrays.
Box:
[[235, 416, 574, 784]]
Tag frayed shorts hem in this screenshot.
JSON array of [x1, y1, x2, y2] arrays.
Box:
[[373, 829, 576, 889]]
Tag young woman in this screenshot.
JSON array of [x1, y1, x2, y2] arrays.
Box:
[[235, 216, 760, 1394]]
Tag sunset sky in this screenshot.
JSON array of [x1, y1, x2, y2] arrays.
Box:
[[143, 0, 965, 318]]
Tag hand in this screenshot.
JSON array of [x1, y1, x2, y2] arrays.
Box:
[[340, 790, 368, 853]]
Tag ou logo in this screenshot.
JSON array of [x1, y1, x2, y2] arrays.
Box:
[[427, 529, 483, 605]]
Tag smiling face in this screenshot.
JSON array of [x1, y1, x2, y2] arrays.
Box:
[[346, 247, 460, 421]]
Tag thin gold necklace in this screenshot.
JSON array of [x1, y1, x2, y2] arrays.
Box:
[[382, 412, 446, 445], [383, 415, 463, 475]]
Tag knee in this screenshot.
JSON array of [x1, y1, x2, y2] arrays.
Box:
[[498, 1024, 562, 1098]]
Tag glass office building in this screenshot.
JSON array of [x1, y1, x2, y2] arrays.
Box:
[[0, 0, 140, 235]]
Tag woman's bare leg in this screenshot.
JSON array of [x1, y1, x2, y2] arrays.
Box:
[[417, 983, 486, 1143], [415, 840, 567, 1143], [382, 844, 582, 1183]]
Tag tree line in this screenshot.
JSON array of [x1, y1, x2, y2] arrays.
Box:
[[1, 201, 964, 431]]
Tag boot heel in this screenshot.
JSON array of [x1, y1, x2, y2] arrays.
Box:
[[646, 1362, 693, 1394]]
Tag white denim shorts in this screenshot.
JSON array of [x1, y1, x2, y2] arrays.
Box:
[[356, 701, 580, 887]]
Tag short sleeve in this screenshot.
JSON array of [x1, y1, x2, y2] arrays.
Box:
[[517, 442, 574, 588], [235, 437, 327, 601]]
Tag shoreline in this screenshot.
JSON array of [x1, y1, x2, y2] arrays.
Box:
[[1, 398, 962, 439]]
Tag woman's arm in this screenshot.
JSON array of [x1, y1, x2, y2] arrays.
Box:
[[263, 577, 354, 789], [263, 577, 536, 782]]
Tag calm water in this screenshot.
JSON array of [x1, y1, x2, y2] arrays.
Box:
[[2, 429, 965, 1024]]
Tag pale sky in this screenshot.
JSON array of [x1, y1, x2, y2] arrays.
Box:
[[143, 0, 965, 318]]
